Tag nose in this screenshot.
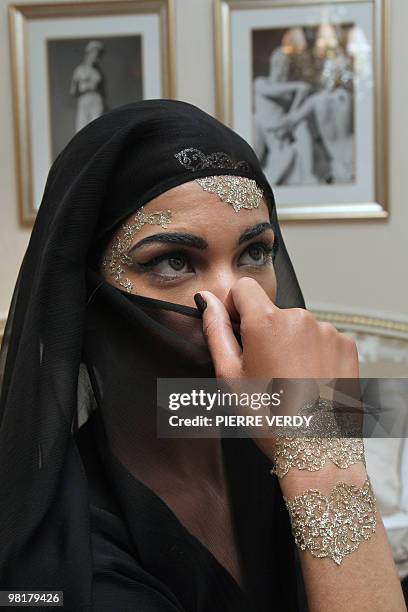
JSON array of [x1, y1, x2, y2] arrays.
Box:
[[196, 268, 241, 324]]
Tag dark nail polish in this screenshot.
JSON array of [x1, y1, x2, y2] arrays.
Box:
[[194, 293, 207, 313]]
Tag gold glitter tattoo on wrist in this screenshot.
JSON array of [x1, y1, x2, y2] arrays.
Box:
[[101, 206, 172, 293], [270, 397, 366, 479], [283, 477, 377, 565], [195, 175, 263, 212], [271, 437, 366, 479]]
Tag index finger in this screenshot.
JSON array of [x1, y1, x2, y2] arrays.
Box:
[[230, 277, 279, 326]]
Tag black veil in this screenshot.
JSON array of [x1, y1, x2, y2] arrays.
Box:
[[0, 100, 306, 610]]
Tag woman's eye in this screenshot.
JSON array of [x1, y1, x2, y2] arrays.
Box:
[[163, 255, 186, 271], [136, 252, 193, 277], [239, 243, 274, 267]]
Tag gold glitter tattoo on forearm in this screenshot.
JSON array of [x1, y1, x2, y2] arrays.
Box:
[[269, 397, 376, 564], [283, 477, 377, 565]]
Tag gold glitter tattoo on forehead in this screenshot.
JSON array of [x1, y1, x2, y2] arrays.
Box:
[[195, 175, 263, 212], [101, 206, 172, 293]]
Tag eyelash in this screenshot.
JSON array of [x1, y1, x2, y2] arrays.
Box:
[[135, 238, 279, 273]]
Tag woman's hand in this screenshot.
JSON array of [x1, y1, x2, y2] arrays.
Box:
[[198, 276, 359, 381], [197, 277, 361, 457]]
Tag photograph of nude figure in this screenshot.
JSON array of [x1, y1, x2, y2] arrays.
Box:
[[252, 24, 356, 187]]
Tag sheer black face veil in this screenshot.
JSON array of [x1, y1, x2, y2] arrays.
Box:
[[0, 100, 306, 610]]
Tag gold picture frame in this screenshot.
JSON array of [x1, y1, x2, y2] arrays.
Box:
[[214, 0, 390, 221], [9, 0, 176, 226]]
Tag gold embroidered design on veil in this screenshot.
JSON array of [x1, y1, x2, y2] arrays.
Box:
[[174, 147, 251, 172]]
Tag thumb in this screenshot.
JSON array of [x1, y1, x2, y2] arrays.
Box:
[[195, 291, 242, 379]]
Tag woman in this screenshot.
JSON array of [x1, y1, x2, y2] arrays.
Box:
[[253, 46, 317, 185], [0, 100, 405, 611], [70, 39, 106, 133], [276, 35, 355, 185]]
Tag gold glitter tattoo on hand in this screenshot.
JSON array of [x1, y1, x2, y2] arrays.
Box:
[[101, 206, 172, 293], [283, 477, 377, 565]]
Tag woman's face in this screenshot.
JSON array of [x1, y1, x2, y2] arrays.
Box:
[[101, 180, 277, 308]]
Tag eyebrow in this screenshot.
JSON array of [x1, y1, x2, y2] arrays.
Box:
[[238, 222, 274, 245], [127, 222, 275, 254]]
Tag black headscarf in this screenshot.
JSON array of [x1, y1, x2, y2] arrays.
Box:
[[0, 99, 306, 611]]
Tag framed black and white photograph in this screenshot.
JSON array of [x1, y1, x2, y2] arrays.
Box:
[[48, 35, 144, 160], [214, 0, 389, 220], [9, 0, 176, 224]]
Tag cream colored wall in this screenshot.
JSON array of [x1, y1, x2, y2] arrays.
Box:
[[1, 0, 407, 323]]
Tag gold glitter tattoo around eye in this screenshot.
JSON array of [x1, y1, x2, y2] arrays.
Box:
[[283, 477, 377, 565], [101, 206, 172, 293], [195, 175, 263, 212]]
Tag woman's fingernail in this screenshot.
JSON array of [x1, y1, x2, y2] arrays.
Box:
[[194, 293, 207, 313]]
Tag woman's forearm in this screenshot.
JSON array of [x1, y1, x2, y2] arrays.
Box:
[[277, 460, 406, 611], [198, 283, 407, 610]]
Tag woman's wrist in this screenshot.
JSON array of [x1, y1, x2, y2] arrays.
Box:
[[277, 459, 368, 498], [267, 394, 366, 487], [264, 392, 376, 566]]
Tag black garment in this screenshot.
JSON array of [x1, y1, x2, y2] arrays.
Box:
[[0, 99, 306, 610], [78, 271, 304, 611], [75, 411, 301, 612]]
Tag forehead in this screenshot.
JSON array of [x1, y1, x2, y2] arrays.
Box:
[[138, 180, 271, 228]]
